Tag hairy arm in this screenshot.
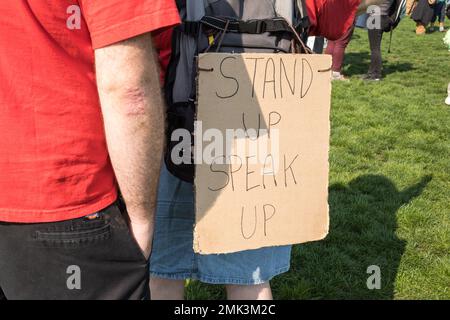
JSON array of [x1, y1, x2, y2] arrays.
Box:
[[95, 33, 164, 258]]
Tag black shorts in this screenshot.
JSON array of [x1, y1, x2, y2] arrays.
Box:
[[0, 204, 149, 300]]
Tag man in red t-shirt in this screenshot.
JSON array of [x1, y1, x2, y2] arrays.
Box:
[[0, 1, 179, 299]]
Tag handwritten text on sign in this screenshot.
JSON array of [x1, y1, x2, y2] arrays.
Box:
[[194, 53, 332, 254]]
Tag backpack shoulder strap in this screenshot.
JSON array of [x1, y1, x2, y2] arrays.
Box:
[[294, 0, 310, 28], [200, 16, 293, 33], [294, 0, 310, 42]]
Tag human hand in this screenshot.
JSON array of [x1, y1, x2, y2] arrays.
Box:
[[128, 211, 154, 260]]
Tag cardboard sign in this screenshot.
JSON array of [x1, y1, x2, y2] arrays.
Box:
[[194, 53, 332, 254]]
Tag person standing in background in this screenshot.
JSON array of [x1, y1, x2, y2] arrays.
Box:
[[363, 0, 395, 81], [430, 0, 447, 32], [325, 21, 356, 81], [412, 0, 436, 34]]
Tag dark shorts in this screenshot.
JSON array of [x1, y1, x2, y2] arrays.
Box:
[[0, 204, 149, 300]]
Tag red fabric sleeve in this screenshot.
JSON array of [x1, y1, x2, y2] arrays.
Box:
[[306, 0, 360, 41], [79, 0, 180, 49], [152, 28, 175, 85]]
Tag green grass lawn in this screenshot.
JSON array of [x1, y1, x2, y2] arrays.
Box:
[[186, 19, 450, 300]]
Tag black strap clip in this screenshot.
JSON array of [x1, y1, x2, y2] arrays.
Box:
[[239, 20, 266, 34], [181, 21, 201, 36]]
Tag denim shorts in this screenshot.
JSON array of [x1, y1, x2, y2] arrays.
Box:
[[150, 165, 292, 285]]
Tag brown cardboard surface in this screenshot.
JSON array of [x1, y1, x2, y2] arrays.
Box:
[[194, 53, 332, 254]]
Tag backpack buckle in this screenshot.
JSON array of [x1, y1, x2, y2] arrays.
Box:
[[239, 20, 266, 34], [182, 21, 201, 36]]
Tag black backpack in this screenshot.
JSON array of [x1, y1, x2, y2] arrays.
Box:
[[164, 0, 310, 183], [385, 0, 407, 32], [385, 0, 407, 53]]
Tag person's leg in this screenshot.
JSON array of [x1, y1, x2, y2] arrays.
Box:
[[328, 24, 355, 74], [325, 40, 344, 80], [330, 41, 346, 73], [324, 40, 336, 58], [367, 28, 383, 78], [196, 245, 291, 300], [226, 283, 273, 300], [367, 29, 376, 75], [431, 3, 439, 28], [150, 166, 292, 301], [412, 0, 435, 32], [445, 82, 450, 105], [150, 276, 274, 301], [440, 2, 446, 23], [150, 278, 185, 300], [149, 165, 198, 300], [439, 2, 446, 31]]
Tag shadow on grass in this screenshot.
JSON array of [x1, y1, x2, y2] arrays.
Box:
[[343, 52, 415, 77], [187, 175, 431, 300], [279, 174, 431, 299]]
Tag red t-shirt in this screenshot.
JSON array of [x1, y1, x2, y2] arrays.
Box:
[[0, 1, 180, 223], [306, 0, 361, 40], [153, 28, 175, 85]]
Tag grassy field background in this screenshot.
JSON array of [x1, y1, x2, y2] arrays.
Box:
[[186, 19, 450, 300]]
